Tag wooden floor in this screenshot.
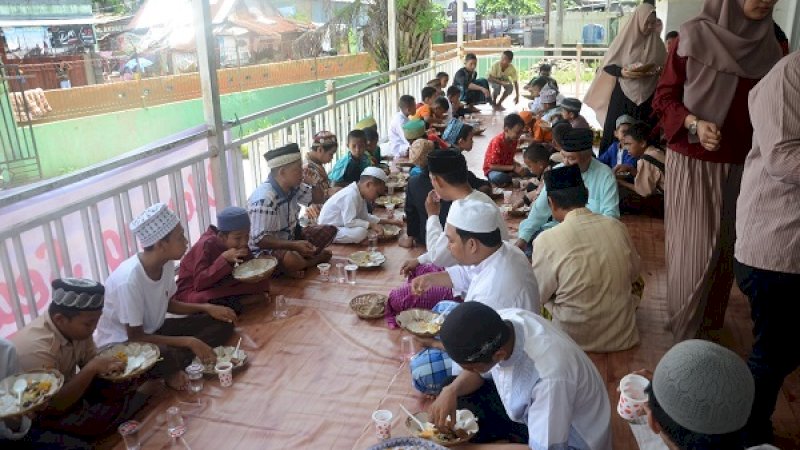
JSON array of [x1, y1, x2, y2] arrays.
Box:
[[101, 106, 800, 449]]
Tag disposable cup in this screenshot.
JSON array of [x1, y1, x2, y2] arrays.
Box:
[[372, 409, 393, 440], [215, 361, 234, 387], [617, 373, 649, 422]]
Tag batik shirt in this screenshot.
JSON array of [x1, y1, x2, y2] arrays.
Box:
[[247, 174, 313, 251]]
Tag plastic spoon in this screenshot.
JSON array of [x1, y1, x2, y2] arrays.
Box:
[[231, 337, 242, 363], [400, 404, 426, 432], [12, 379, 26, 407]]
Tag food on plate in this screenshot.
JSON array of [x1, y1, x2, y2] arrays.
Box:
[[22, 380, 52, 408]]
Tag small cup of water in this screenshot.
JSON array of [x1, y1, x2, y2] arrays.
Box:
[[344, 264, 358, 285], [367, 230, 379, 253], [317, 263, 331, 282], [273, 294, 289, 319]]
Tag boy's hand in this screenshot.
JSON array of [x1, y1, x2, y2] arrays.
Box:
[[206, 304, 237, 324], [305, 204, 321, 220], [369, 222, 385, 235], [614, 164, 637, 177], [222, 248, 249, 264], [187, 338, 216, 365], [88, 354, 126, 377]]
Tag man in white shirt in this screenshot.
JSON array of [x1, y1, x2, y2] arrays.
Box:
[[389, 95, 416, 158], [431, 302, 612, 449], [95, 203, 237, 390], [317, 167, 403, 243], [411, 199, 539, 312], [401, 150, 508, 273]]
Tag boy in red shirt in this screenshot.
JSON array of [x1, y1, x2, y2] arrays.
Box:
[[483, 113, 527, 186]]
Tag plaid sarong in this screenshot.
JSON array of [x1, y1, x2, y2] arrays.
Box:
[[268, 224, 338, 263]]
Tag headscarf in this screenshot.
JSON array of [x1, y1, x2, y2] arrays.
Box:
[[584, 3, 667, 125], [677, 0, 782, 127]]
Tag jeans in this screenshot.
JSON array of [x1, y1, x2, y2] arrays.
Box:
[[734, 260, 800, 445], [487, 170, 512, 186]]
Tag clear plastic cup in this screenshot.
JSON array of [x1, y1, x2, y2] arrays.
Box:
[[367, 231, 379, 253], [345, 264, 358, 285], [317, 263, 331, 282], [336, 262, 346, 283], [118, 420, 141, 450], [185, 363, 204, 395], [372, 410, 393, 440], [166, 406, 186, 438], [273, 295, 289, 319], [502, 190, 513, 205], [215, 361, 234, 387], [617, 373, 650, 423], [400, 335, 416, 362], [386, 203, 396, 219]]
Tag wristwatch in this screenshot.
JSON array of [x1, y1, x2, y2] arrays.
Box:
[[688, 119, 699, 136]]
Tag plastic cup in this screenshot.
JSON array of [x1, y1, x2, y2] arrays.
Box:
[[273, 295, 288, 319], [367, 231, 379, 253], [372, 409, 393, 440], [118, 420, 141, 450], [317, 263, 331, 282], [166, 406, 185, 438], [502, 190, 513, 205], [385, 203, 396, 219], [617, 373, 650, 422], [336, 262, 346, 283], [345, 264, 358, 285], [185, 363, 204, 394], [400, 335, 416, 362], [215, 361, 234, 387], [387, 184, 395, 196]]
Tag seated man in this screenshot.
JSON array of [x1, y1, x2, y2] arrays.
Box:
[[516, 125, 619, 250], [483, 113, 528, 187], [248, 143, 336, 274], [95, 204, 237, 390], [430, 302, 612, 448], [11, 279, 147, 446], [318, 167, 403, 244], [412, 199, 539, 312], [176, 207, 269, 315], [532, 166, 642, 352], [643, 339, 775, 450], [559, 97, 591, 129], [616, 121, 665, 216], [329, 129, 372, 187], [303, 130, 339, 220]]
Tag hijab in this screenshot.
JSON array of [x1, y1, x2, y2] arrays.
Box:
[[584, 3, 667, 125], [678, 0, 782, 127]]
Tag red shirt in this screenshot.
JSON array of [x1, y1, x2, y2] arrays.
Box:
[[176, 226, 269, 303], [483, 132, 519, 175], [652, 37, 761, 164]]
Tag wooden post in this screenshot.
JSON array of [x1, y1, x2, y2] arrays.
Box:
[[574, 43, 582, 97], [457, 0, 464, 59]]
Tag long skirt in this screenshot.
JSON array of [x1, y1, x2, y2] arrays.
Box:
[[665, 150, 743, 341], [598, 81, 655, 156]]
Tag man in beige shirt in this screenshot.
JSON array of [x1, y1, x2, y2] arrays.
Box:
[[11, 278, 147, 445], [532, 166, 642, 352]]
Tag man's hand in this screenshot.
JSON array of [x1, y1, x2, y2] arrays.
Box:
[[305, 204, 321, 220], [87, 354, 126, 377], [401, 259, 420, 277], [369, 222, 385, 235], [424, 190, 441, 216], [187, 338, 216, 365], [222, 248, 249, 264], [429, 386, 458, 431], [292, 240, 317, 257], [515, 238, 528, 251], [697, 120, 721, 151], [411, 273, 436, 295], [205, 304, 237, 324]]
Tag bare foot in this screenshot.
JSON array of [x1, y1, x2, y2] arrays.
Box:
[[166, 371, 188, 391]]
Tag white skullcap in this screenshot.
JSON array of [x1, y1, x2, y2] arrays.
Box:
[[446, 199, 500, 234], [361, 166, 388, 183], [130, 203, 180, 248]]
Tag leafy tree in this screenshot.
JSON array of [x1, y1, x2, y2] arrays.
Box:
[[477, 0, 543, 17]]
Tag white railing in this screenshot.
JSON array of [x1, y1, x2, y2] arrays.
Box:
[[0, 46, 600, 337]]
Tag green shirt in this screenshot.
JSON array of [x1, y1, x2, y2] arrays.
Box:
[[489, 61, 518, 83]]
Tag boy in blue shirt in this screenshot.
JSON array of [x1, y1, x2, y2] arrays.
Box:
[[598, 114, 638, 176]]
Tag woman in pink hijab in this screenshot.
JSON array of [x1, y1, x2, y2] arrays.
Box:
[[652, 0, 783, 343]]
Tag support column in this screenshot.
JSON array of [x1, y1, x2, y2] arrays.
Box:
[[555, 0, 564, 56], [456, 0, 464, 58], [194, 0, 231, 208], [388, 0, 399, 113]]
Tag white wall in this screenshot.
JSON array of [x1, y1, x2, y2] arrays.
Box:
[[773, 0, 798, 51]]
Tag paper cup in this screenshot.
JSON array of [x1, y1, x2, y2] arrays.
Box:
[[215, 361, 234, 387], [617, 374, 649, 422], [372, 409, 393, 440]]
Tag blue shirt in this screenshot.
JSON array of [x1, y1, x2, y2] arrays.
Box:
[[597, 141, 638, 168], [328, 152, 372, 185], [518, 158, 620, 242]]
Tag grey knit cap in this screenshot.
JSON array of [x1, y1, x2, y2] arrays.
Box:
[[652, 339, 754, 435], [51, 278, 104, 311]]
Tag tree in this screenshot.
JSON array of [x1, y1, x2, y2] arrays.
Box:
[[477, 0, 543, 17], [293, 0, 446, 73]]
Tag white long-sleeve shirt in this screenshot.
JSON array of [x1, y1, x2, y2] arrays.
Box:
[[418, 190, 510, 267], [318, 182, 380, 230], [445, 242, 540, 313], [389, 111, 410, 158], [493, 309, 612, 450]]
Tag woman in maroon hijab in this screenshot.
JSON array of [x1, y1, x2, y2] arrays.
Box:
[[652, 0, 782, 342]]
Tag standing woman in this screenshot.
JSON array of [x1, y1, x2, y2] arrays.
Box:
[[585, 2, 667, 154], [652, 0, 783, 342], [453, 53, 491, 106]]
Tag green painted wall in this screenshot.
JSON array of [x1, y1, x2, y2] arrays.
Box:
[[33, 73, 374, 178]]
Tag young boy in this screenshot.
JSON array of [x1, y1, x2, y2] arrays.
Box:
[[532, 86, 559, 143], [303, 130, 338, 219], [516, 143, 555, 208], [329, 129, 372, 187], [414, 86, 439, 122], [176, 207, 268, 316], [559, 97, 591, 129], [617, 122, 665, 216], [248, 143, 336, 274], [488, 50, 520, 110], [363, 127, 382, 165], [446, 86, 472, 118], [598, 114, 638, 171], [389, 95, 417, 158], [95, 203, 237, 390], [318, 167, 404, 243], [483, 113, 528, 186], [12, 279, 147, 445], [431, 96, 450, 124]]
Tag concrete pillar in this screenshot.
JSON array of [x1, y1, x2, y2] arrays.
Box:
[[457, 0, 464, 56], [388, 0, 398, 113]]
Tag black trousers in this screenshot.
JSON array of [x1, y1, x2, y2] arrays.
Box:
[[151, 313, 235, 378], [734, 260, 800, 445], [446, 376, 528, 444]]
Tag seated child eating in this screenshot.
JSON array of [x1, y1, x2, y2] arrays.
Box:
[[318, 167, 404, 244], [414, 86, 438, 122], [483, 113, 528, 186], [597, 114, 638, 173], [175, 207, 269, 316], [516, 143, 556, 208], [617, 121, 665, 216], [329, 129, 372, 187]]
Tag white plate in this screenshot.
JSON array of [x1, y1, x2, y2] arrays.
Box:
[[192, 346, 248, 375], [349, 251, 387, 268]]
